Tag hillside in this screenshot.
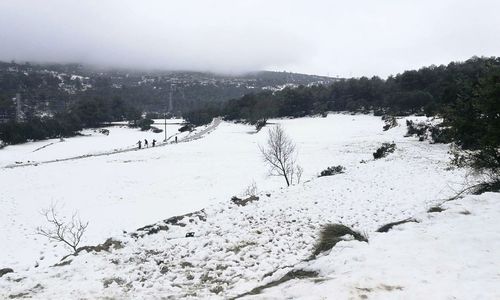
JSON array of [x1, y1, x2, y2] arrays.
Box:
[[0, 61, 335, 117], [1, 114, 497, 299]]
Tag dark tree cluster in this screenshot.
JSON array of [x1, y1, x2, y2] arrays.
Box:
[[186, 56, 499, 125], [446, 66, 500, 185], [0, 96, 140, 145]]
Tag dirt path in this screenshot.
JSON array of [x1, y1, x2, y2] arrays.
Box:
[[3, 118, 222, 169]]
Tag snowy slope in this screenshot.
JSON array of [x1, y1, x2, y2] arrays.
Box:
[[1, 114, 390, 271], [246, 192, 500, 300], [0, 119, 185, 168], [0, 113, 491, 299]]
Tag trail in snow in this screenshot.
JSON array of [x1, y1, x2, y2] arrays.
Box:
[[2, 118, 222, 169], [31, 141, 60, 153], [181, 118, 222, 142]]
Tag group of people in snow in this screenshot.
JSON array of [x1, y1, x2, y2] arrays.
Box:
[[137, 138, 156, 149], [137, 136, 178, 149]]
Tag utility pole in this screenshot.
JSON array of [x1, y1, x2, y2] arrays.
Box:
[[168, 85, 174, 112], [164, 97, 168, 142], [164, 84, 173, 142], [15, 93, 23, 122], [164, 110, 167, 142]]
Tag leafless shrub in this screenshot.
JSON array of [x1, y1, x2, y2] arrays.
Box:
[[259, 125, 301, 187], [243, 181, 258, 197], [36, 205, 88, 254], [291, 165, 303, 184]]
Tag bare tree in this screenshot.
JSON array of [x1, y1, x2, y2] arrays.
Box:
[[260, 125, 301, 186], [36, 205, 89, 254]]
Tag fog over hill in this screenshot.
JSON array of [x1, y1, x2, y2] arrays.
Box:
[[0, 61, 335, 115], [1, 0, 499, 77]]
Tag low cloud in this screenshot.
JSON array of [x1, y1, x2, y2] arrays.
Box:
[[0, 0, 499, 77]]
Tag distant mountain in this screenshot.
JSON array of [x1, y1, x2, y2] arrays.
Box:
[[0, 61, 336, 116]]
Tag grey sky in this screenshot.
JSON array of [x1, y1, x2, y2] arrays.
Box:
[[0, 0, 499, 77]]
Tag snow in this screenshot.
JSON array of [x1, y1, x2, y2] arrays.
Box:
[[248, 193, 500, 300], [0, 119, 185, 167], [0, 113, 497, 299], [0, 118, 217, 269]]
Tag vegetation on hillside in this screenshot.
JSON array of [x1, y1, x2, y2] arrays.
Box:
[[0, 96, 140, 144], [1, 57, 498, 189], [446, 67, 500, 188], [185, 56, 499, 186], [186, 56, 498, 123]]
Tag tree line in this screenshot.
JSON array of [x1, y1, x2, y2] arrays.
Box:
[[0, 96, 141, 145], [185, 56, 498, 124], [1, 56, 498, 187]]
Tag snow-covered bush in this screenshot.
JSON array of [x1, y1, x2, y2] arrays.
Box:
[[319, 165, 345, 177], [405, 119, 452, 144], [178, 124, 194, 133], [255, 119, 267, 132], [98, 129, 110, 135], [382, 115, 398, 131], [405, 120, 427, 137], [373, 142, 396, 159], [429, 125, 452, 144], [129, 118, 154, 131], [151, 126, 163, 133]]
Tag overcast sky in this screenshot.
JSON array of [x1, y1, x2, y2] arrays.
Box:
[[0, 0, 499, 77]]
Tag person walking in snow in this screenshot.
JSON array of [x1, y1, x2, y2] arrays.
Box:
[[175, 136, 178, 143], [144, 139, 148, 148], [137, 140, 142, 149], [152, 139, 156, 147]]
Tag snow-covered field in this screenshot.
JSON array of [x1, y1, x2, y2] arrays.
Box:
[[0, 113, 498, 299], [0, 119, 185, 168]]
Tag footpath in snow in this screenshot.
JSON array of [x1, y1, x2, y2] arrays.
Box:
[[1, 118, 221, 169]]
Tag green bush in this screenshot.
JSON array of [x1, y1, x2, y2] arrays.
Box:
[[319, 165, 345, 177], [373, 142, 396, 159], [446, 68, 500, 186]]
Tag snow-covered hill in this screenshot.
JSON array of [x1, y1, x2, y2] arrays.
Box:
[[0, 114, 498, 299]]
